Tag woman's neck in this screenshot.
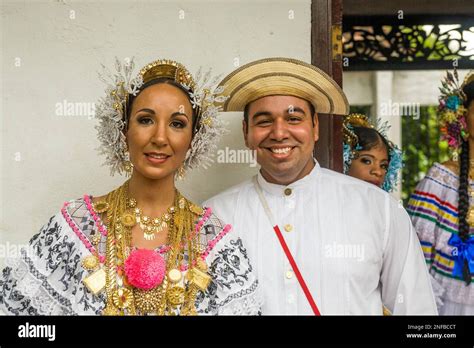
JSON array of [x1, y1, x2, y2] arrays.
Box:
[[128, 172, 176, 215]]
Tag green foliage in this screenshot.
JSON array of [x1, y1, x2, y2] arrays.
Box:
[[401, 106, 449, 205]]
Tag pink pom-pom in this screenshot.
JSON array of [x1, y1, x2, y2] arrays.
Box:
[[124, 249, 166, 290]]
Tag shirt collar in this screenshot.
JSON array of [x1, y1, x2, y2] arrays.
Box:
[[256, 159, 320, 196]]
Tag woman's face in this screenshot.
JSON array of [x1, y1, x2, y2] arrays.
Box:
[[348, 143, 389, 188], [126, 83, 193, 181]]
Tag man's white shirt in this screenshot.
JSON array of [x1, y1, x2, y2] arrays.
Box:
[[204, 161, 438, 315]]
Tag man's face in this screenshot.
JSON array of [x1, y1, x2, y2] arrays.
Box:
[[243, 95, 319, 185]]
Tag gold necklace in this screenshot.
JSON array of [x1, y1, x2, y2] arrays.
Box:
[[101, 180, 210, 316], [127, 198, 176, 241]]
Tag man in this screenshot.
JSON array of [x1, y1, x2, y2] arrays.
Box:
[[204, 57, 437, 315]]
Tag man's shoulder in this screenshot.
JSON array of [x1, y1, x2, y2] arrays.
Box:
[[320, 167, 384, 190], [318, 167, 398, 205], [204, 178, 254, 206]]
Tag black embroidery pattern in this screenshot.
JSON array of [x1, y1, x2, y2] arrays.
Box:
[[1, 202, 258, 316], [0, 203, 105, 315], [195, 214, 258, 314]]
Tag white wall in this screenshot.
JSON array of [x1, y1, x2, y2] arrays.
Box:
[[0, 0, 311, 260]]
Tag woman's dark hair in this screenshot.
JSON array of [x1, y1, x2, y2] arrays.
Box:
[[352, 126, 391, 160], [458, 80, 474, 285], [125, 77, 199, 134]]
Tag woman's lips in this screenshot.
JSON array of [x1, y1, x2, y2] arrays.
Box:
[[145, 153, 170, 164]]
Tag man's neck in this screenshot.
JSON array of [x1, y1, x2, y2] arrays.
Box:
[[260, 158, 315, 186]]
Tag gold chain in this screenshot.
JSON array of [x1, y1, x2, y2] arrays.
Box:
[[100, 180, 207, 315]]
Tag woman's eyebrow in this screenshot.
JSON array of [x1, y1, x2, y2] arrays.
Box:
[[135, 108, 155, 115], [171, 111, 189, 120]]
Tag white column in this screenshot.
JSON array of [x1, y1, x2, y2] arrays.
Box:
[[373, 71, 402, 200]]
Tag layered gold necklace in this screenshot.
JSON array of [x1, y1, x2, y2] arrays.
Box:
[[97, 181, 211, 316]]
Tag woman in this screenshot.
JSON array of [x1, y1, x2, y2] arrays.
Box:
[[0, 58, 261, 315], [407, 70, 474, 315], [342, 113, 403, 193]]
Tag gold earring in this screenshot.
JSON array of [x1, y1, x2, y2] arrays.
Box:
[[124, 161, 134, 175], [123, 151, 133, 176]]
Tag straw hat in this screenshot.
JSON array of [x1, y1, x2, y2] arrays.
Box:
[[218, 57, 349, 115]]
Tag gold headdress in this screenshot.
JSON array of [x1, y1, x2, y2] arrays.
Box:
[[342, 113, 373, 147], [95, 58, 227, 176], [140, 59, 196, 89]]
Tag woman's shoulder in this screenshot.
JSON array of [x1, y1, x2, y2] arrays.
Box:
[[187, 199, 231, 241], [29, 195, 100, 253], [439, 160, 459, 176], [416, 161, 460, 191]]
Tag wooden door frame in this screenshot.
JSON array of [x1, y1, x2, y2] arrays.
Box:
[[311, 0, 344, 171]]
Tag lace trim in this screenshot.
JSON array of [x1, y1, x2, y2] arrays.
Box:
[[217, 280, 262, 315], [3, 250, 76, 315], [430, 273, 446, 308]]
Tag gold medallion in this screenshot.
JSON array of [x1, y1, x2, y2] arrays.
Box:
[[82, 255, 99, 271], [166, 286, 185, 306], [112, 288, 133, 309], [120, 213, 136, 227], [93, 201, 109, 213], [83, 268, 106, 295], [134, 286, 163, 314], [188, 268, 212, 291], [189, 204, 204, 215], [102, 303, 121, 316]]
